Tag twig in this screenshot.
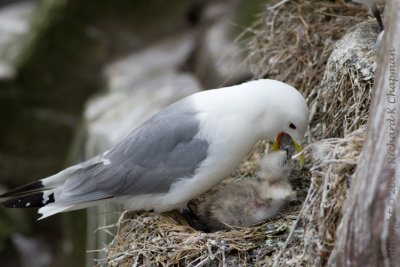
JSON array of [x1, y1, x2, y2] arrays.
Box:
[[268, 0, 291, 11]]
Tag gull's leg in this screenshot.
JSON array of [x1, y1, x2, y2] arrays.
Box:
[[181, 206, 208, 231]]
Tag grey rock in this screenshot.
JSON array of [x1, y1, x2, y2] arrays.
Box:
[[310, 20, 379, 138], [0, 1, 36, 79], [324, 20, 378, 83], [192, 3, 252, 88], [12, 233, 52, 267]]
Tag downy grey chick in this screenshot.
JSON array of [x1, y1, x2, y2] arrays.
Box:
[[199, 151, 295, 232], [257, 150, 292, 183]]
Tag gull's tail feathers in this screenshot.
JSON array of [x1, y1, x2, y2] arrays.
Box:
[[38, 204, 74, 220], [0, 180, 45, 198], [0, 165, 94, 219], [1, 153, 120, 219], [0, 165, 77, 199], [37, 198, 112, 220]]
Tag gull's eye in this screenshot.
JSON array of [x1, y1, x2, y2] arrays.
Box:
[[289, 123, 296, 129]]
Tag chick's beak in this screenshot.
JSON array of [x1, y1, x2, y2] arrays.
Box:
[[273, 133, 305, 168]]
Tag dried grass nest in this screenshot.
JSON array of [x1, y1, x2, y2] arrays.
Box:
[[302, 126, 366, 266], [95, 0, 376, 265], [95, 127, 366, 266]]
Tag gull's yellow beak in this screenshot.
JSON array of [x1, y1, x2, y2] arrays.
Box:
[[272, 139, 280, 151], [292, 140, 305, 169]]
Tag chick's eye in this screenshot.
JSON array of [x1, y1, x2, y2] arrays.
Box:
[[289, 123, 296, 129]]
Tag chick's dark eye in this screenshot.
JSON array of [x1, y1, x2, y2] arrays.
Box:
[[289, 123, 296, 129]]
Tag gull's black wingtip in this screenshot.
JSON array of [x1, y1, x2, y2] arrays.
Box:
[[0, 181, 44, 198], [1, 192, 54, 208]]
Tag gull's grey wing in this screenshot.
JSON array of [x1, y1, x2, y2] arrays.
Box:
[[58, 98, 209, 203]]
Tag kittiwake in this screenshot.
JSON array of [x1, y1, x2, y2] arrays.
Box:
[[0, 79, 309, 219]]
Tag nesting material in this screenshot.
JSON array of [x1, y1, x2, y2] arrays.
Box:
[[94, 209, 305, 266], [302, 127, 366, 265], [246, 0, 367, 96]]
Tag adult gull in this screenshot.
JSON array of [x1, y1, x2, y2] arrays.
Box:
[[0, 79, 309, 219]]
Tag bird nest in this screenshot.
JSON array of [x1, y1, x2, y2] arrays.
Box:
[[93, 127, 366, 266], [94, 211, 302, 266]]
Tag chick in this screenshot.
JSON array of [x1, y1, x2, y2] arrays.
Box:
[[257, 150, 292, 183], [199, 151, 295, 232]]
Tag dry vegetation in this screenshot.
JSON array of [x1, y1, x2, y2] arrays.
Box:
[[303, 127, 366, 265], [307, 20, 378, 139], [95, 0, 380, 265], [246, 0, 368, 96]]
